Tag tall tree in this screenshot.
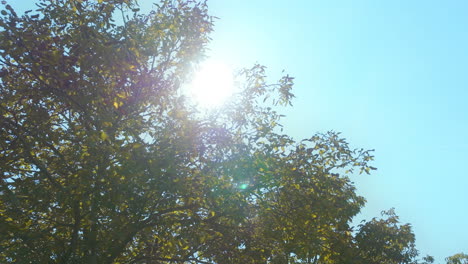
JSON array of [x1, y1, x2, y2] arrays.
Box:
[[0, 0, 425, 263]]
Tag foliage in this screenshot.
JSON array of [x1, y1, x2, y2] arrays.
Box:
[[0, 0, 429, 263], [354, 209, 418, 264], [446, 253, 468, 264], [420, 255, 435, 264]]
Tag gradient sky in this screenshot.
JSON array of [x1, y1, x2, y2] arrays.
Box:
[[11, 1, 468, 263]]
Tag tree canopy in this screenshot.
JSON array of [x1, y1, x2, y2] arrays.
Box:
[[446, 253, 468, 264], [0, 0, 458, 263]]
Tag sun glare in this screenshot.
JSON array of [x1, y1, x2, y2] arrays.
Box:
[[188, 60, 235, 108]]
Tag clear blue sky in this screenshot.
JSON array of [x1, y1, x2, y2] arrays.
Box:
[[11, 0, 468, 262]]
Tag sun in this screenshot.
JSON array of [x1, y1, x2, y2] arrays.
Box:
[[187, 60, 235, 108]]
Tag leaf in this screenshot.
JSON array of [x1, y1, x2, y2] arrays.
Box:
[[100, 131, 108, 141]]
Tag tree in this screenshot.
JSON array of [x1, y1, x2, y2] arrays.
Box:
[[446, 253, 468, 264], [354, 209, 418, 264], [0, 0, 423, 263]]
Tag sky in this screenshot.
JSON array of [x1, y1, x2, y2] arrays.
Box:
[[10, 1, 468, 262]]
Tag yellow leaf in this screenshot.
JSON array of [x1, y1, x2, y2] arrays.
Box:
[[113, 101, 119, 109], [116, 92, 127, 99], [100, 131, 108, 141]]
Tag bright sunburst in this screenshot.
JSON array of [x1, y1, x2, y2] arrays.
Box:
[[187, 60, 235, 108]]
